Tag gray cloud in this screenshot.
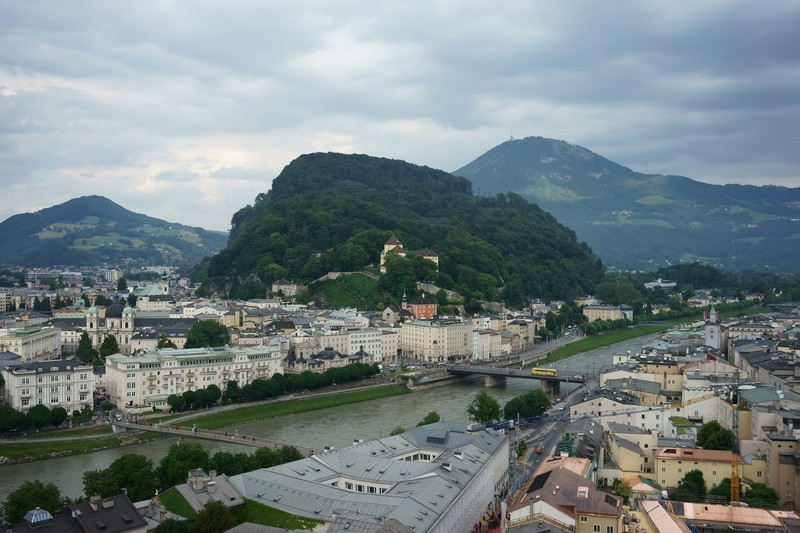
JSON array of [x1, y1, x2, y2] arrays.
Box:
[[1, 0, 798, 232]]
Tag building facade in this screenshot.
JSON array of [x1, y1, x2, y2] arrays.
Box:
[[0, 326, 60, 361], [2, 359, 94, 412], [104, 344, 286, 411]]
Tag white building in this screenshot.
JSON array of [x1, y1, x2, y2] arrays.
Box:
[[400, 319, 473, 363], [230, 421, 508, 533], [2, 359, 94, 412], [105, 343, 286, 412], [0, 326, 61, 362]]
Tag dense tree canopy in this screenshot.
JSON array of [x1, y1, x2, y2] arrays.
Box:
[[83, 454, 158, 502], [673, 470, 707, 502], [503, 389, 550, 420], [197, 153, 605, 305], [2, 480, 65, 524], [466, 390, 501, 424], [696, 421, 735, 451], [184, 321, 230, 349]]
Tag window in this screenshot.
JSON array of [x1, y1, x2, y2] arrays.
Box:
[[607, 527, 614, 533], [345, 482, 353, 490], [21, 388, 30, 395], [757, 471, 762, 478], [50, 396, 59, 404], [21, 398, 30, 406], [594, 525, 601, 533], [580, 517, 588, 523]]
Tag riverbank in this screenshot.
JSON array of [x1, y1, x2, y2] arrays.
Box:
[[0, 385, 408, 463]]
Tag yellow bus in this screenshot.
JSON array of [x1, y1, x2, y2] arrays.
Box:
[[531, 368, 557, 377]]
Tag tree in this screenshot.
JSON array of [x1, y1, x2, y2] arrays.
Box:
[[190, 501, 234, 533], [154, 519, 190, 533], [27, 404, 51, 430], [417, 411, 441, 427], [696, 421, 735, 451], [76, 332, 99, 364], [158, 335, 177, 349], [466, 390, 501, 424], [127, 293, 137, 307], [2, 480, 64, 524], [389, 425, 406, 436], [614, 478, 633, 504], [100, 401, 114, 413], [222, 381, 241, 404], [99, 334, 120, 358], [83, 454, 158, 502], [0, 404, 22, 433], [50, 406, 68, 428], [157, 442, 211, 487], [503, 389, 550, 420], [673, 470, 707, 502], [117, 278, 128, 292], [516, 440, 528, 458], [744, 483, 778, 508], [184, 321, 230, 349]]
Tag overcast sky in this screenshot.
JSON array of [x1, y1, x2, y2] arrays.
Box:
[[2, 1, 799, 231]]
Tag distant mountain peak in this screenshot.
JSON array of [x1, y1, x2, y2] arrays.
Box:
[[0, 196, 227, 268], [456, 136, 800, 271]]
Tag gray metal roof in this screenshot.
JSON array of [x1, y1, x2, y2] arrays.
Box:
[[230, 422, 507, 533]]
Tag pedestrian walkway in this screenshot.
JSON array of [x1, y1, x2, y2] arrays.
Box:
[[114, 420, 316, 456]]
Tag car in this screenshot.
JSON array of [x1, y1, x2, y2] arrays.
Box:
[[535, 446, 544, 454]]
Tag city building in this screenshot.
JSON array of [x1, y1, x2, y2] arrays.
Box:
[[8, 493, 147, 533], [1, 358, 94, 412], [0, 326, 60, 361], [655, 447, 741, 491], [400, 319, 472, 363], [104, 343, 285, 412], [230, 421, 509, 533]]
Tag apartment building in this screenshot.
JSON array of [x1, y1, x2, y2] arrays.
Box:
[[105, 344, 285, 412], [0, 326, 60, 361], [655, 447, 740, 491], [400, 319, 472, 363], [2, 359, 94, 412]]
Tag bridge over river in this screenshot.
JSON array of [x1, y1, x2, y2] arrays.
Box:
[[448, 364, 586, 384], [111, 420, 316, 456]]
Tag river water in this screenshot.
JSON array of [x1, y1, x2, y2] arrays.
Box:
[[0, 334, 655, 502]]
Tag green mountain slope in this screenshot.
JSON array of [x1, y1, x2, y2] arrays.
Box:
[[199, 152, 605, 304], [0, 196, 227, 267], [456, 137, 800, 271]]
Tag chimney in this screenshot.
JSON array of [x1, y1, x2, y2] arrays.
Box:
[[207, 481, 216, 494], [102, 498, 114, 509], [209, 470, 217, 478], [121, 488, 128, 496]]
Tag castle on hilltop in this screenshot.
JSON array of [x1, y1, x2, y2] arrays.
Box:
[[379, 235, 438, 273]]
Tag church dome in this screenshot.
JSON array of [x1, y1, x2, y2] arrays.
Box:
[[105, 303, 125, 318], [123, 305, 134, 315], [87, 306, 98, 314]]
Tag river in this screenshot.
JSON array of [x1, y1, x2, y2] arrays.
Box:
[[0, 334, 655, 503]]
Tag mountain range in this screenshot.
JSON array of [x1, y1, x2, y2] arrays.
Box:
[[455, 136, 800, 272], [0, 196, 227, 268]]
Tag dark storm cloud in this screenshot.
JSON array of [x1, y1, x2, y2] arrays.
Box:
[[0, 1, 798, 230]]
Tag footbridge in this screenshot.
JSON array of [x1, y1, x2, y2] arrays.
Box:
[[111, 420, 315, 456]]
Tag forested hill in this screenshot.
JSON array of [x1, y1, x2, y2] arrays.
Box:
[[456, 136, 800, 272], [0, 195, 227, 267], [198, 152, 606, 305]]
